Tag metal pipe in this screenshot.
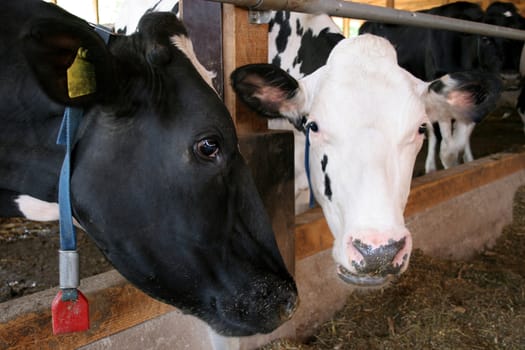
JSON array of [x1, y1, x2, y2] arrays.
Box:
[[208, 0, 525, 41]]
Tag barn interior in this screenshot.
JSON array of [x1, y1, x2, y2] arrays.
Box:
[[1, 0, 525, 349]]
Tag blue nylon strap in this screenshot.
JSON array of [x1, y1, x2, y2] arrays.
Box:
[[57, 107, 83, 251], [93, 24, 112, 44], [304, 123, 316, 209]]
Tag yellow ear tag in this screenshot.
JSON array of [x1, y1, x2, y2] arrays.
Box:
[[67, 47, 96, 98]]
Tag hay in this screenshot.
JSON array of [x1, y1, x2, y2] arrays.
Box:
[[262, 186, 525, 350]]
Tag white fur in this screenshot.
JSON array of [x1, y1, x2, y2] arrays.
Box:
[[282, 35, 428, 274], [15, 195, 82, 228], [268, 34, 490, 276], [15, 195, 60, 221]]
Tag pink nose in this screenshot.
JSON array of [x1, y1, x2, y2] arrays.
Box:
[[346, 229, 412, 277]]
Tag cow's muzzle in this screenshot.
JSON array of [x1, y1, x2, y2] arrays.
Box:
[[337, 230, 412, 287]]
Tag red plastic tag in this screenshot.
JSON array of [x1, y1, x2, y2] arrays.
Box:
[[51, 289, 90, 334]]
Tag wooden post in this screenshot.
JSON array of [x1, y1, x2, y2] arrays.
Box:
[[222, 4, 268, 133]]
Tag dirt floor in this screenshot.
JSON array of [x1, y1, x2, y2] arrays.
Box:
[[0, 107, 523, 310], [0, 221, 111, 303], [261, 184, 525, 350]]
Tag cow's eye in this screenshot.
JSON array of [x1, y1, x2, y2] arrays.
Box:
[[307, 121, 319, 133], [196, 138, 220, 159], [418, 123, 427, 135]]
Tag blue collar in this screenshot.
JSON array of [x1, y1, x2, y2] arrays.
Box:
[[304, 121, 317, 209], [55, 24, 112, 295]]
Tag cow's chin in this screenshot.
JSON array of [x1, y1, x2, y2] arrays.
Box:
[[336, 265, 396, 288]]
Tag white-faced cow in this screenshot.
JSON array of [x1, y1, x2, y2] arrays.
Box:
[[0, 0, 298, 336], [360, 1, 519, 171], [232, 32, 501, 285]]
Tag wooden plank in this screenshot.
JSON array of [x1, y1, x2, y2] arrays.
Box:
[[0, 271, 173, 350], [222, 4, 268, 133], [404, 148, 525, 216], [295, 147, 525, 260]]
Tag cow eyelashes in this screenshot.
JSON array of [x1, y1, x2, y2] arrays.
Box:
[[418, 123, 427, 135], [195, 138, 220, 160]]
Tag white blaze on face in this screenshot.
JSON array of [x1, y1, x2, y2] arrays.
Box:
[[303, 35, 428, 277]]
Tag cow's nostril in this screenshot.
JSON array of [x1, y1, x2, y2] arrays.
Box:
[[280, 291, 299, 321], [351, 237, 406, 275]]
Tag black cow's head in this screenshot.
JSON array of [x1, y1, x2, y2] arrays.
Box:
[[14, 1, 296, 336], [482, 2, 525, 90]]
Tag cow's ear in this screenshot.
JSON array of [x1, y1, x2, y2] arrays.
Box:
[[427, 71, 502, 123], [231, 64, 309, 129], [21, 18, 116, 106]]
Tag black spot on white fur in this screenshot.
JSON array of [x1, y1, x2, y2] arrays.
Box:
[[324, 174, 332, 201], [321, 155, 332, 200], [321, 154, 328, 172]]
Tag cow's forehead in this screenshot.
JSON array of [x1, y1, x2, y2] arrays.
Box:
[[310, 35, 426, 129], [327, 34, 398, 67]]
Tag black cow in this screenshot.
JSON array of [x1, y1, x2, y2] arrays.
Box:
[[0, 0, 297, 336], [483, 2, 525, 133], [359, 1, 520, 171]]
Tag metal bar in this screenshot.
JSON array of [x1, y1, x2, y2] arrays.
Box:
[[207, 0, 525, 41]]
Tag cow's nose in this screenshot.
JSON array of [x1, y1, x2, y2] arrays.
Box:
[[280, 290, 299, 321], [351, 237, 406, 275], [343, 228, 413, 278]]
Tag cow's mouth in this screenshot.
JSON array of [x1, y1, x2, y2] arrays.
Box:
[[336, 265, 395, 287]]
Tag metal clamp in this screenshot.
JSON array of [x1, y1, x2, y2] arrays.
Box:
[[59, 250, 80, 289], [249, 9, 273, 24]]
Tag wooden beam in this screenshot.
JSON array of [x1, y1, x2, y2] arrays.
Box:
[[295, 147, 525, 260], [222, 4, 268, 133], [93, 0, 99, 24]]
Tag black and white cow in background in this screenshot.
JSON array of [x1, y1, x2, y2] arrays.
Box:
[[360, 1, 524, 171], [1, 0, 298, 336]]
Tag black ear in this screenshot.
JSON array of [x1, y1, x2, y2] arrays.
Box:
[[21, 18, 116, 106], [231, 64, 301, 119]]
